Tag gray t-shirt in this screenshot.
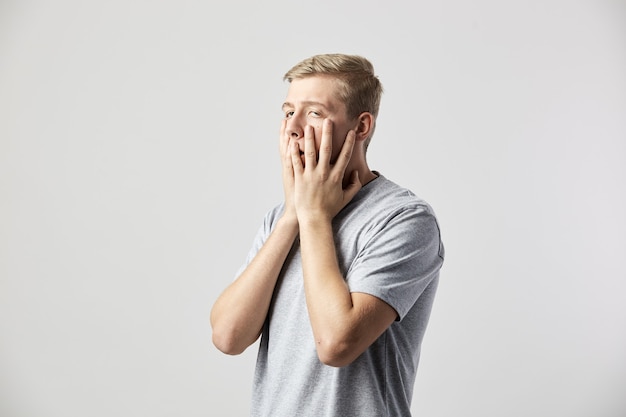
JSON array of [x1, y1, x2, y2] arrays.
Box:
[[240, 173, 444, 417]]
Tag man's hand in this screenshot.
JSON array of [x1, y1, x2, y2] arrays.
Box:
[[289, 118, 396, 367], [290, 118, 362, 223], [279, 119, 298, 223]]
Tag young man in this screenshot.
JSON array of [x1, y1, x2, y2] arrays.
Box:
[[210, 54, 444, 416]]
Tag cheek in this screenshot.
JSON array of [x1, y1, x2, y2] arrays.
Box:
[[312, 126, 324, 150], [329, 136, 345, 162]]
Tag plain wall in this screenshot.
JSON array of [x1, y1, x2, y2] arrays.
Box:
[[1, 0, 625, 416]]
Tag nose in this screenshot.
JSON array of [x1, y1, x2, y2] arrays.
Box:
[[285, 114, 304, 139]]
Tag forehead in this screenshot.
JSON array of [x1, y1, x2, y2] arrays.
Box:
[[284, 75, 345, 112]]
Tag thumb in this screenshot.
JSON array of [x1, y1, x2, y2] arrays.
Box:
[[343, 170, 362, 201]]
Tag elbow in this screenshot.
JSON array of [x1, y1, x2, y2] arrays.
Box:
[[210, 314, 255, 355], [315, 338, 360, 368], [211, 326, 247, 355], [210, 308, 248, 355]]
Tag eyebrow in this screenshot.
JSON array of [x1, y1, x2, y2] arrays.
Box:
[[281, 101, 332, 112]]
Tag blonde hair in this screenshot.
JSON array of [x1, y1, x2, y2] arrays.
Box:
[[284, 54, 383, 150]]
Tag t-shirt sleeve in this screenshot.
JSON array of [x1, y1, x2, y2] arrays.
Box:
[[233, 204, 284, 280], [345, 204, 444, 320]]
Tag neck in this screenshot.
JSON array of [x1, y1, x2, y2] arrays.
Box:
[[342, 164, 378, 188]]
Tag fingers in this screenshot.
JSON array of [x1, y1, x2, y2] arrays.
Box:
[[280, 120, 292, 167], [283, 140, 294, 175], [332, 129, 356, 175], [317, 119, 332, 167], [343, 170, 362, 202], [288, 119, 355, 178], [280, 120, 295, 181], [303, 125, 317, 168], [290, 138, 304, 173]]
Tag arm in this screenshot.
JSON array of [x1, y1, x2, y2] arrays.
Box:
[[210, 120, 299, 355], [298, 218, 398, 367], [210, 216, 298, 355], [291, 120, 397, 367]]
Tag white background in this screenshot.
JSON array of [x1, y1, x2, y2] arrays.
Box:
[[1, 1, 625, 416]]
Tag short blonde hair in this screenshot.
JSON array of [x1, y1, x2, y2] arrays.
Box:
[[284, 54, 383, 149]]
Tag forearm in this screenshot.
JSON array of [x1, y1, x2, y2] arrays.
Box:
[[299, 218, 360, 362], [211, 216, 299, 354]]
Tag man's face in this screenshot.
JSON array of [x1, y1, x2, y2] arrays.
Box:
[[282, 75, 357, 165]]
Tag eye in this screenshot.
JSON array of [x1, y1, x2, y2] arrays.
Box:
[[308, 111, 321, 118], [284, 111, 294, 119]]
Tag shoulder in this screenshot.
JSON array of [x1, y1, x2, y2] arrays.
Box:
[[349, 173, 444, 255], [349, 173, 438, 224], [262, 203, 286, 228]]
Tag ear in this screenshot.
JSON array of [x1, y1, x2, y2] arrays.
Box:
[[353, 112, 374, 142]]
